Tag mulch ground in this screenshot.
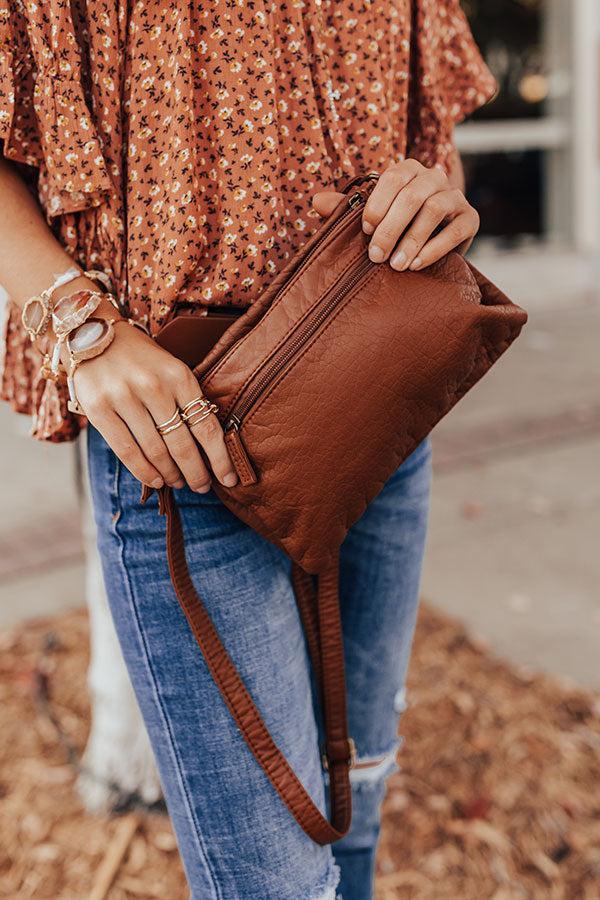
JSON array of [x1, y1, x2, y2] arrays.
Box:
[[0, 604, 598, 900]]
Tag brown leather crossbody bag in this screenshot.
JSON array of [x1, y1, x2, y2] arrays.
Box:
[[146, 172, 527, 845]]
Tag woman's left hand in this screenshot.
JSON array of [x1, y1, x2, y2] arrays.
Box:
[[312, 158, 479, 271]]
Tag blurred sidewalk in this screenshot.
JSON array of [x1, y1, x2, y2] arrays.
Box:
[[1, 295, 599, 687], [422, 294, 600, 689]]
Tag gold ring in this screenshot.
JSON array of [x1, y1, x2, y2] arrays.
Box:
[[157, 417, 186, 436], [180, 395, 209, 418], [181, 401, 210, 422], [185, 403, 219, 428], [156, 409, 183, 435], [156, 409, 180, 430]]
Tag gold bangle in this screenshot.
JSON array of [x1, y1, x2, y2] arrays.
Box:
[[21, 265, 82, 340], [114, 316, 151, 336], [66, 317, 116, 365], [65, 318, 117, 416], [50, 289, 105, 374], [83, 269, 114, 294]]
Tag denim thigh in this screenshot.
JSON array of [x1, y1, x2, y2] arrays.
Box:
[[87, 425, 431, 900], [87, 426, 338, 900], [328, 438, 431, 897]]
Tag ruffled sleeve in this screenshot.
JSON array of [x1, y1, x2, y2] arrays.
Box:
[[0, 0, 122, 220], [0, 2, 44, 169], [1, 0, 118, 442], [407, 0, 498, 169], [0, 0, 114, 217]]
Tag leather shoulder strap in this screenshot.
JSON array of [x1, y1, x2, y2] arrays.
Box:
[[143, 485, 354, 845]]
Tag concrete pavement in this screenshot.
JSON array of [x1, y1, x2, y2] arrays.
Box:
[[422, 298, 600, 688]]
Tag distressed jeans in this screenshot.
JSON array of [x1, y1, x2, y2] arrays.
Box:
[[87, 425, 431, 900]]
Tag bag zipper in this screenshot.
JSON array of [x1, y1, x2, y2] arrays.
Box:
[[280, 178, 376, 292], [202, 183, 375, 386], [224, 252, 374, 433]]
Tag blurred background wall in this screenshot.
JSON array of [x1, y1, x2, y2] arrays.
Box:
[[459, 0, 600, 305]]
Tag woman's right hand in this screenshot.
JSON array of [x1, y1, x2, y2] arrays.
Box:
[[73, 318, 238, 492]]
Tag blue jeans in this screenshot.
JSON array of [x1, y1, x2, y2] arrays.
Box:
[[87, 425, 431, 900]]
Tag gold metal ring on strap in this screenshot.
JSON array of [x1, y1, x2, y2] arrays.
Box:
[[156, 409, 184, 435], [185, 402, 219, 429]]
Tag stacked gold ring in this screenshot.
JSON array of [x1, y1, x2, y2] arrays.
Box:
[[180, 395, 219, 428], [156, 409, 185, 436], [155, 395, 219, 436]]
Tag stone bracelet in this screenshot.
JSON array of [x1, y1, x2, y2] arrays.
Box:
[[66, 317, 117, 416], [21, 266, 116, 342]]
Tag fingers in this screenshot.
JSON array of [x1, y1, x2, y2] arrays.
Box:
[[365, 163, 448, 263], [161, 416, 213, 493], [389, 188, 469, 271], [174, 373, 238, 489], [361, 159, 423, 236], [137, 362, 213, 493], [72, 326, 237, 493], [133, 357, 237, 492], [312, 190, 346, 217], [88, 408, 165, 488], [360, 158, 480, 270], [118, 398, 185, 489], [406, 208, 480, 270]]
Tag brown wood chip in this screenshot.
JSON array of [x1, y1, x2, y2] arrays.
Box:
[[1, 605, 598, 899]]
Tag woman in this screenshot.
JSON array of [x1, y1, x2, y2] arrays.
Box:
[[0, 1, 496, 897]]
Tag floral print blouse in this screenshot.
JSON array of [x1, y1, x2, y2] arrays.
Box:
[[0, 0, 495, 441]]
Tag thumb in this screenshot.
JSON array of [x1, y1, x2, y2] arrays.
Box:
[[312, 190, 346, 218]]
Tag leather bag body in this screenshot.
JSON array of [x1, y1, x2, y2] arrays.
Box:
[[149, 172, 527, 845], [192, 174, 527, 571]]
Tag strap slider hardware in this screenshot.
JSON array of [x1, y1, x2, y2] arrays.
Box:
[[322, 737, 357, 771]]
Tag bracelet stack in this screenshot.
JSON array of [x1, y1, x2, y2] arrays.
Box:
[[21, 266, 148, 417], [21, 266, 82, 342]]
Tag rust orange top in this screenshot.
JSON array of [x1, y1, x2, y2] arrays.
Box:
[[0, 0, 495, 441]]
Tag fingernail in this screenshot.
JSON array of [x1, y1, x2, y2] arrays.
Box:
[[195, 482, 211, 493], [390, 249, 407, 270], [369, 244, 385, 263], [151, 478, 164, 488], [362, 220, 374, 235], [223, 472, 238, 487], [171, 479, 185, 489], [409, 256, 422, 270]]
